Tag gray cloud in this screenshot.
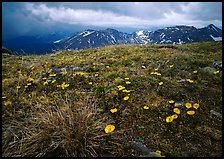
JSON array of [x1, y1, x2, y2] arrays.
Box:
[[2, 2, 222, 40]]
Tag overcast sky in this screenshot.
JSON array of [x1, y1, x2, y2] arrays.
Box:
[[2, 2, 222, 40]]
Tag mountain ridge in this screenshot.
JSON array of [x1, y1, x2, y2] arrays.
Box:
[[2, 24, 222, 54]]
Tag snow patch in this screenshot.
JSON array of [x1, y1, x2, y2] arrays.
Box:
[[136, 30, 144, 36], [82, 31, 95, 37], [53, 39, 62, 43], [210, 35, 222, 41], [160, 33, 165, 39], [110, 35, 116, 43]]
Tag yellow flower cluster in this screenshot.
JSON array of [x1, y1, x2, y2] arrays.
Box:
[[60, 82, 70, 90], [150, 72, 161, 76], [185, 102, 199, 115]]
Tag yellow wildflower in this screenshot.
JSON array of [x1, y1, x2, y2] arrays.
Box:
[[143, 106, 149, 109], [92, 66, 96, 68], [124, 78, 129, 80], [4, 101, 12, 106], [213, 70, 219, 74], [88, 82, 93, 85], [27, 83, 32, 86], [77, 72, 85, 76], [193, 103, 200, 109], [171, 114, 178, 119], [185, 103, 192, 109], [122, 89, 131, 93], [110, 108, 118, 113], [43, 81, 48, 85], [155, 72, 161, 76], [95, 73, 99, 77], [126, 81, 131, 84], [42, 77, 47, 80], [186, 79, 194, 83], [169, 65, 174, 68], [173, 108, 181, 114], [169, 100, 175, 104], [2, 96, 6, 99], [25, 86, 28, 88], [106, 66, 110, 68], [166, 116, 173, 123], [154, 68, 159, 71], [104, 124, 115, 133], [52, 79, 56, 83], [16, 86, 21, 89], [61, 82, 69, 89], [49, 74, 56, 77], [123, 96, 129, 100], [193, 70, 198, 73], [187, 110, 195, 115], [45, 62, 48, 64], [27, 77, 34, 82], [118, 85, 125, 90], [159, 82, 163, 86]]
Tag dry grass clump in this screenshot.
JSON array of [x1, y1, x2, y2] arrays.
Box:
[[2, 99, 124, 157]]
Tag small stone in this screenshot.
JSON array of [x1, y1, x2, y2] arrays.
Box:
[[142, 65, 146, 69], [174, 102, 184, 107], [201, 67, 216, 75], [177, 79, 186, 83], [210, 110, 222, 119]]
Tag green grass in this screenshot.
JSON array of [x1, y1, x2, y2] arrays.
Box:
[[2, 41, 222, 157]]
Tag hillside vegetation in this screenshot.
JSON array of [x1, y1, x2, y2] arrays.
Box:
[[2, 42, 222, 157]]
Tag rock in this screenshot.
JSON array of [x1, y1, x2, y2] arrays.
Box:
[[174, 102, 184, 107], [142, 65, 146, 69], [128, 140, 165, 157], [51, 65, 86, 73], [200, 67, 216, 74], [212, 60, 222, 70], [177, 79, 186, 83], [210, 110, 222, 119]]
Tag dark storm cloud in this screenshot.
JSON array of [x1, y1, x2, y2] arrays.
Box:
[[2, 2, 222, 40]]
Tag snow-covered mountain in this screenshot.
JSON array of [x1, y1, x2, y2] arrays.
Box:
[[54, 24, 222, 50], [54, 28, 134, 50], [3, 24, 222, 54]]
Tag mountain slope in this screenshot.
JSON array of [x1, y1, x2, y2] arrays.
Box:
[[55, 24, 222, 50], [2, 41, 222, 157]]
